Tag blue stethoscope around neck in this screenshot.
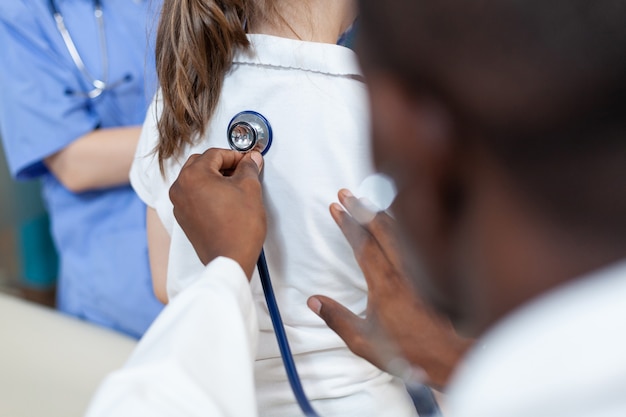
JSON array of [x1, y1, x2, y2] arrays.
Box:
[[49, 0, 131, 98], [227, 111, 442, 417]]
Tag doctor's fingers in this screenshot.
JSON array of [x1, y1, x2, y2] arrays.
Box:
[[180, 147, 260, 175], [170, 150, 237, 192], [330, 190, 408, 281], [194, 147, 247, 175], [196, 148, 264, 184], [172, 149, 262, 192], [231, 151, 264, 180], [330, 202, 401, 295], [307, 295, 392, 370], [336, 189, 406, 272]]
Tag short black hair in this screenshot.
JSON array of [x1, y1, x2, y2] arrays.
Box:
[[359, 0, 626, 239]]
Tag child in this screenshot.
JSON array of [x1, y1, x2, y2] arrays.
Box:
[[130, 0, 417, 415]]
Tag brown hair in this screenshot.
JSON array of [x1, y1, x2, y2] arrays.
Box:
[[155, 0, 271, 171]]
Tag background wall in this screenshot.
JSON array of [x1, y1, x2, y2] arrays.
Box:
[[0, 136, 57, 305]]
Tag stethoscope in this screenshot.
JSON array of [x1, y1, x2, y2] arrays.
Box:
[[49, 0, 130, 98], [227, 111, 442, 417], [228, 111, 319, 416]]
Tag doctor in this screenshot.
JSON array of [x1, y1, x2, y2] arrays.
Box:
[[88, 0, 626, 416], [0, 0, 163, 337]]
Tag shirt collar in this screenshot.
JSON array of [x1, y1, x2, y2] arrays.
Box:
[[233, 34, 363, 79]]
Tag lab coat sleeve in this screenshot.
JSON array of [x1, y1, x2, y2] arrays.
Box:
[[85, 257, 260, 417]]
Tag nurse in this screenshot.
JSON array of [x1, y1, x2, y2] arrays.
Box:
[[0, 0, 164, 338]]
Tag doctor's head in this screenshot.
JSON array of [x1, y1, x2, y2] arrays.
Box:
[[356, 0, 626, 335]]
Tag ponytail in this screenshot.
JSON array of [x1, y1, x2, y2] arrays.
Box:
[[155, 0, 253, 172]]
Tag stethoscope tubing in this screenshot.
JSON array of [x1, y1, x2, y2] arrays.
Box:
[[257, 249, 321, 417], [230, 112, 317, 414]]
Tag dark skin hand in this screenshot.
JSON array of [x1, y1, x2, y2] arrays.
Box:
[[308, 189, 473, 389], [169, 148, 266, 279]]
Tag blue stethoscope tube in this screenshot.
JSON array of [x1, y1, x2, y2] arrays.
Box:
[[227, 111, 319, 416], [257, 249, 321, 417]]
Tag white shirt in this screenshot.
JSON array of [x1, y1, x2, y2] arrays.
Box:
[[447, 259, 626, 417], [130, 34, 416, 416]]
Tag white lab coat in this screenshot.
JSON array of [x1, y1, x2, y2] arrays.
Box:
[[86, 254, 626, 416], [447, 259, 626, 417], [85, 257, 259, 417]]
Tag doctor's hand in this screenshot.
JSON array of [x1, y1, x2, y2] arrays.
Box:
[[169, 148, 266, 279], [308, 189, 472, 389]]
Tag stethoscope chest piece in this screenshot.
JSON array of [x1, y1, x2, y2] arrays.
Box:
[[227, 111, 273, 155]]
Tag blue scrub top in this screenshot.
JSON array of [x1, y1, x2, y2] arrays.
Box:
[[0, 0, 164, 338]]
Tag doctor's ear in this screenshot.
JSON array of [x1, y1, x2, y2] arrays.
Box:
[[366, 72, 455, 181]]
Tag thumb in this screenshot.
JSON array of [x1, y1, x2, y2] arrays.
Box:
[[248, 151, 264, 172], [308, 295, 365, 347], [233, 151, 263, 178]]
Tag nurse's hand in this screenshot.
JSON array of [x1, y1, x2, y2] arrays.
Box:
[[308, 189, 472, 389], [169, 148, 266, 279]]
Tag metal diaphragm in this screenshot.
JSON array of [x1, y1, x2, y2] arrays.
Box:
[[227, 111, 273, 155]]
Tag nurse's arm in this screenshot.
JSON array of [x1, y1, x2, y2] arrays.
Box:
[[44, 126, 141, 193]]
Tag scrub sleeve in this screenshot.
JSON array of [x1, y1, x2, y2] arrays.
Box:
[[0, 1, 99, 179]]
